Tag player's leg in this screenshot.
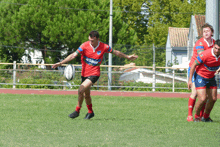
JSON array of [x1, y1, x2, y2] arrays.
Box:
[[187, 83, 197, 121], [194, 89, 207, 122], [84, 86, 95, 119], [187, 67, 196, 121], [69, 77, 93, 119], [78, 79, 93, 107], [199, 98, 206, 117], [201, 87, 217, 122], [84, 86, 92, 106], [83, 76, 99, 119]]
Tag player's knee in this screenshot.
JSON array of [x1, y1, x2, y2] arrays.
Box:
[[190, 93, 197, 99], [200, 97, 207, 102], [78, 85, 85, 95], [211, 97, 217, 103], [213, 99, 217, 103]]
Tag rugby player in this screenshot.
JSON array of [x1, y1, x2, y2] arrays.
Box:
[[52, 31, 138, 119], [187, 23, 215, 121], [188, 40, 220, 122]]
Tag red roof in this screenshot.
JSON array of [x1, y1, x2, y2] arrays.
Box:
[[168, 27, 189, 47], [195, 15, 206, 38]]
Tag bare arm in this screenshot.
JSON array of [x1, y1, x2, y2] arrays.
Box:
[[52, 52, 78, 69], [215, 67, 220, 75], [112, 50, 138, 60]]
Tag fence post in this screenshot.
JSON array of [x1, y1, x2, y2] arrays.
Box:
[[152, 44, 156, 92], [172, 69, 175, 92], [13, 61, 16, 89]]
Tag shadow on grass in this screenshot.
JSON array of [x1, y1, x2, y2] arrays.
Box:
[[212, 120, 220, 124]]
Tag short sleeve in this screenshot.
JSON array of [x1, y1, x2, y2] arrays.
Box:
[[105, 44, 113, 53], [76, 43, 85, 54]]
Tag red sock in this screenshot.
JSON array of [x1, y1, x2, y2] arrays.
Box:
[[188, 97, 196, 116], [75, 106, 81, 113], [203, 113, 210, 119], [199, 103, 206, 117], [87, 104, 93, 113], [194, 114, 200, 119]]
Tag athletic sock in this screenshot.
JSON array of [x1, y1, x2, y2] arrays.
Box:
[[188, 97, 196, 116], [75, 106, 81, 113], [199, 102, 206, 117], [87, 104, 93, 113], [203, 113, 210, 119], [194, 114, 200, 119]]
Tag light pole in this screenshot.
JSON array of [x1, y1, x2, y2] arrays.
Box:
[[108, 0, 113, 90]]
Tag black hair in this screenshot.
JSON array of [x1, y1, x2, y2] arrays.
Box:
[[89, 31, 99, 39], [214, 39, 220, 46]]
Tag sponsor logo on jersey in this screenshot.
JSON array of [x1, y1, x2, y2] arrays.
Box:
[[97, 51, 101, 55], [84, 56, 101, 66], [199, 42, 203, 45]]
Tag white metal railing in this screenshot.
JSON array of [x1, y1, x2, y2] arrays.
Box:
[[0, 61, 189, 92]]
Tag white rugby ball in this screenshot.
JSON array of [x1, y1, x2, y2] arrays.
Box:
[[64, 64, 75, 81]]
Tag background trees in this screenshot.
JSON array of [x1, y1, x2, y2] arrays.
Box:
[[138, 0, 205, 67], [0, 0, 206, 67]]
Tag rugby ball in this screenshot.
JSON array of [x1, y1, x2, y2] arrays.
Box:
[[64, 64, 75, 81]]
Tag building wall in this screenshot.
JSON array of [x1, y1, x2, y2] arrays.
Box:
[[206, 0, 219, 40], [166, 36, 188, 72], [172, 48, 187, 66], [165, 33, 172, 72], [166, 34, 172, 72], [188, 15, 197, 61], [172, 50, 187, 65]]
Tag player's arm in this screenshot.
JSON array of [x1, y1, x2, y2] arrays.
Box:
[[112, 50, 138, 60], [52, 52, 78, 69], [215, 67, 220, 75]]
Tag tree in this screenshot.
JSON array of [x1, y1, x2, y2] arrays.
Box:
[[0, 0, 206, 69], [0, 0, 28, 63], [114, 0, 148, 44], [142, 0, 205, 68], [0, 0, 138, 66]]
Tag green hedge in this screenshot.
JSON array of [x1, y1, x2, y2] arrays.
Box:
[[0, 68, 190, 92]]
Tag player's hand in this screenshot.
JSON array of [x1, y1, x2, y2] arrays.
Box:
[[52, 62, 62, 69], [215, 67, 220, 75], [187, 81, 192, 90], [127, 54, 138, 60]]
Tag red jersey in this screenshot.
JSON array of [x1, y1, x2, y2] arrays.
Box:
[[189, 38, 215, 67], [76, 41, 113, 77], [195, 48, 220, 79]]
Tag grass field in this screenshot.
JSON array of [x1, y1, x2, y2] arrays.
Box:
[[0, 94, 220, 147]]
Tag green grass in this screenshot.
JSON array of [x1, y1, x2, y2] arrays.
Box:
[[0, 94, 220, 147]]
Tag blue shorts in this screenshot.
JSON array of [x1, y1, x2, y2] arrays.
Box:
[[188, 67, 195, 83], [194, 73, 217, 89]]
